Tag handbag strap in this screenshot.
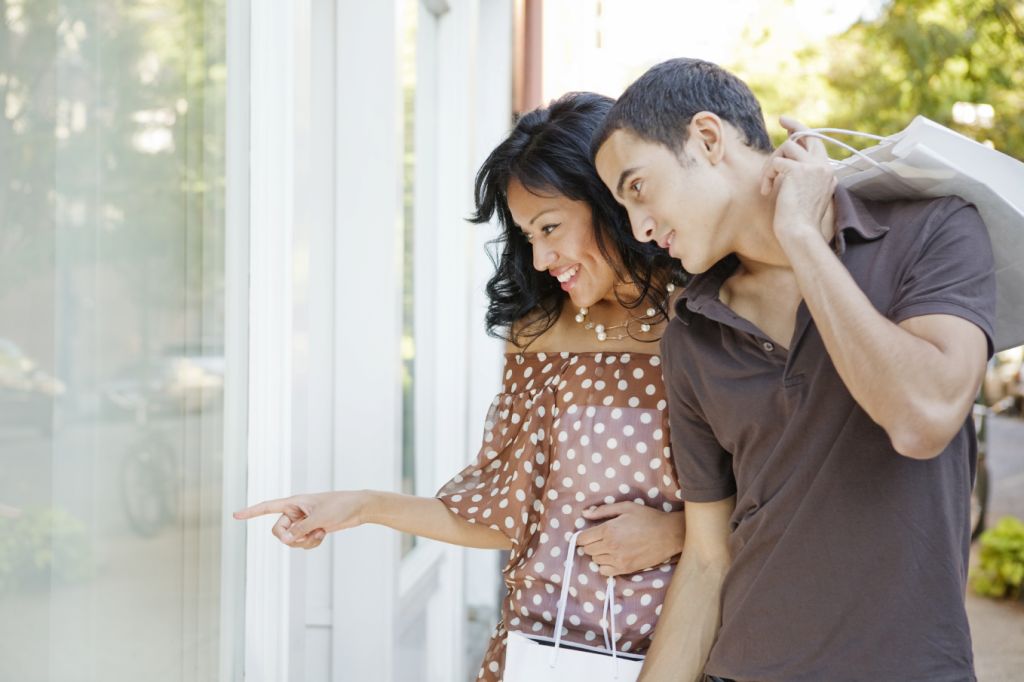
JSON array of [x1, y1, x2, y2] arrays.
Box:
[[549, 529, 620, 670]]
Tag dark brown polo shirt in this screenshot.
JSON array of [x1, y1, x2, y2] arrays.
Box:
[[661, 187, 996, 682]]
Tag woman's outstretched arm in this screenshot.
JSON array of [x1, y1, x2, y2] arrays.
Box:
[[234, 490, 513, 551]]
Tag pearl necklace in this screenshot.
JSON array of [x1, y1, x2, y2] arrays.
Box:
[[575, 283, 675, 342]]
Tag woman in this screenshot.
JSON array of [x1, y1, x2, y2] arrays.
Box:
[[235, 92, 688, 680]]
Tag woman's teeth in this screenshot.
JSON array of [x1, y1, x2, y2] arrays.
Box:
[[557, 265, 580, 283]]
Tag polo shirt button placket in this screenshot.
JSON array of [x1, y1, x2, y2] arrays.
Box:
[[762, 340, 775, 353]]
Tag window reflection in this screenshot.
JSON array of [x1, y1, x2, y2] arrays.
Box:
[[0, 1, 234, 680]]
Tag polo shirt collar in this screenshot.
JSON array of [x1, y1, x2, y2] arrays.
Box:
[[832, 185, 889, 255]]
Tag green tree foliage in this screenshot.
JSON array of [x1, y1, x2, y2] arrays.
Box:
[[734, 0, 1024, 160]]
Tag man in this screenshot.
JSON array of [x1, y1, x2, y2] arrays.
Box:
[[593, 58, 995, 682]]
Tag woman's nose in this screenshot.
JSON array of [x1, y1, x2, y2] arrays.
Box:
[[532, 244, 557, 272]]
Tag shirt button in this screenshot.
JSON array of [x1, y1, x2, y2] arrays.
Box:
[[762, 341, 775, 352]]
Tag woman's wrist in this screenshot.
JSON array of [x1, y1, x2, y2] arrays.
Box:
[[356, 489, 384, 526]]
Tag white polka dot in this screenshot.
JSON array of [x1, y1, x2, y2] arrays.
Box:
[[582, 601, 594, 612], [563, 391, 574, 402], [634, 471, 646, 483], [581, 435, 590, 446], [558, 431, 568, 442], [640, 413, 652, 424], [562, 504, 573, 514], [652, 429, 663, 440], [569, 614, 581, 626], [640, 623, 652, 635], [489, 661, 499, 673], [647, 487, 659, 498], [505, 517, 515, 529], [584, 630, 596, 641], [535, 475, 545, 487], [623, 424, 635, 437], [626, 614, 638, 625], [605, 467, 617, 479], [547, 489, 558, 500], [640, 594, 652, 606], [628, 397, 640, 407], [595, 422, 605, 434], [618, 484, 630, 494], [607, 438, 618, 449], [585, 406, 596, 417], [619, 454, 631, 466], [611, 408, 622, 420], [562, 477, 573, 487], [582, 379, 592, 389], [633, 368, 644, 379], [636, 442, 648, 454], [591, 452, 603, 464], [650, 356, 661, 366]]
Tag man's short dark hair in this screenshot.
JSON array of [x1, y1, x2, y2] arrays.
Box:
[[593, 58, 773, 159]]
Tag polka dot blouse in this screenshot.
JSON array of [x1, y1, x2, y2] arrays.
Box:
[[436, 351, 684, 681]]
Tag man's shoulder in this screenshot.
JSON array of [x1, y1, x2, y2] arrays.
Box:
[[853, 191, 982, 241]]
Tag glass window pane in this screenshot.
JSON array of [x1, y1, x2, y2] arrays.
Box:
[[400, 0, 417, 557], [0, 1, 237, 680]]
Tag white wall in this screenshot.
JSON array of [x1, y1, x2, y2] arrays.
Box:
[[240, 1, 514, 681]]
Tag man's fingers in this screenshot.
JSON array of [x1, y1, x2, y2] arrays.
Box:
[[779, 115, 828, 159], [576, 524, 603, 547], [582, 502, 632, 521]]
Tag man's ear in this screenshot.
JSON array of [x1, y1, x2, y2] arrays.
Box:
[[688, 111, 726, 165]]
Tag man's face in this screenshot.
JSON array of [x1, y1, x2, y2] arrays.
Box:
[[595, 128, 732, 274]]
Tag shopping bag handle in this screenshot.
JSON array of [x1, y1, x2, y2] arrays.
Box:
[[788, 128, 898, 177], [551, 529, 621, 674]]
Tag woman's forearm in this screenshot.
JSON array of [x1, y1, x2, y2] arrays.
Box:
[[363, 491, 513, 550]]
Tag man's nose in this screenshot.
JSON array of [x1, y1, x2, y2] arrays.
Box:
[[630, 210, 656, 242]]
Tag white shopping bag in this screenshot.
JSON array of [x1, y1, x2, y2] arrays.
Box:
[[794, 116, 1024, 352], [502, 529, 644, 681]]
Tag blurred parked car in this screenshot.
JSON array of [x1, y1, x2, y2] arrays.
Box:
[[0, 338, 65, 433], [982, 346, 1023, 416], [101, 346, 224, 418]]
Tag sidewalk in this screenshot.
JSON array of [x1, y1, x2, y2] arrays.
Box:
[[968, 414, 1024, 681]]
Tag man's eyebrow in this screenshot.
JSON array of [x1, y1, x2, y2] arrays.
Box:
[[615, 167, 641, 199], [529, 208, 558, 226]]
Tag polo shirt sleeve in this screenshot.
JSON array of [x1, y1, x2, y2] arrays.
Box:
[[661, 322, 736, 503], [887, 198, 997, 358]]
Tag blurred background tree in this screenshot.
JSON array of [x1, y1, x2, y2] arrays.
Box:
[[734, 0, 1024, 159]]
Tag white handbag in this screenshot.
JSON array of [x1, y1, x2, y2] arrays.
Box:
[[502, 529, 644, 681], [792, 117, 1024, 352]]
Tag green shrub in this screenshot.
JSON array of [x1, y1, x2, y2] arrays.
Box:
[[0, 507, 92, 593], [971, 516, 1024, 600]]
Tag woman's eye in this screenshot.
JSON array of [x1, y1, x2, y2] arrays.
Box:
[[541, 223, 560, 235], [630, 180, 643, 197]]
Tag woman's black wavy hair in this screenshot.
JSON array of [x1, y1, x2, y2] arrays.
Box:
[[472, 92, 687, 346]]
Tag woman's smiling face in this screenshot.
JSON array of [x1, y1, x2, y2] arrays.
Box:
[[506, 178, 620, 309]]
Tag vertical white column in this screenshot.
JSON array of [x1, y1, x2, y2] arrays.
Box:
[[242, 0, 304, 680], [332, 1, 403, 680], [222, 0, 252, 678]]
